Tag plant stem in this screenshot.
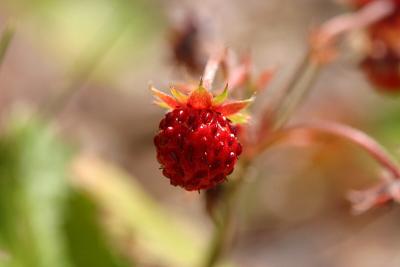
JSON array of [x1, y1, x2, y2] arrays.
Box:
[[271, 53, 320, 131], [317, 0, 394, 44], [252, 121, 400, 179], [42, 16, 130, 119], [202, 50, 224, 89], [202, 203, 231, 267], [258, 50, 321, 142], [202, 161, 249, 267], [258, 0, 394, 140], [258, 52, 307, 131], [0, 23, 15, 69]]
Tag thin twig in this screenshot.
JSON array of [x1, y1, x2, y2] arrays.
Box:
[[271, 53, 320, 131], [257, 52, 320, 146], [257, 51, 314, 139], [318, 0, 394, 45], [201, 161, 249, 267], [310, 0, 394, 64], [202, 49, 225, 89], [42, 16, 130, 119], [252, 121, 400, 179], [258, 0, 395, 141]]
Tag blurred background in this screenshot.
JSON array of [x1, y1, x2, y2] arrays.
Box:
[[1, 0, 400, 266]]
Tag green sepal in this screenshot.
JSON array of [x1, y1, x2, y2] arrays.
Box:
[[212, 84, 229, 106]]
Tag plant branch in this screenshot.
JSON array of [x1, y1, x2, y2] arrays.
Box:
[[310, 0, 394, 63], [201, 161, 249, 267], [252, 121, 400, 179], [272, 53, 320, 130], [42, 16, 130, 119], [202, 49, 225, 90], [317, 0, 394, 45], [258, 0, 394, 139], [257, 51, 321, 142]]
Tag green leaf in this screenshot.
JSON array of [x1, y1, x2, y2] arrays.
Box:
[[72, 156, 235, 267], [63, 190, 132, 267], [212, 85, 229, 106], [3, 0, 164, 80], [0, 23, 14, 66], [170, 87, 188, 103], [0, 116, 72, 267], [227, 112, 250, 124]]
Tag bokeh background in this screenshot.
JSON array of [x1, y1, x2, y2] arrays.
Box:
[[1, 0, 400, 267]]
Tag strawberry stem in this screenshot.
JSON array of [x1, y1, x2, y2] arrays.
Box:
[[272, 53, 320, 130], [253, 120, 400, 179], [248, 120, 400, 213], [315, 0, 394, 49], [202, 161, 249, 267], [258, 48, 320, 142], [202, 50, 225, 89], [258, 0, 394, 141], [42, 18, 130, 118]]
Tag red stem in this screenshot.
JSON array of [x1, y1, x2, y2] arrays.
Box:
[[202, 49, 225, 89], [314, 0, 395, 52], [250, 121, 400, 179]]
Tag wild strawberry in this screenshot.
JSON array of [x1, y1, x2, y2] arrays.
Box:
[[361, 52, 400, 91], [349, 0, 400, 9], [349, 0, 400, 91], [152, 83, 252, 191]]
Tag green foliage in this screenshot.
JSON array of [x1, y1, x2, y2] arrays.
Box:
[[0, 24, 14, 66], [0, 116, 132, 267], [0, 115, 234, 267], [372, 106, 400, 157], [0, 117, 72, 267], [3, 0, 164, 80], [64, 191, 132, 267], [72, 157, 207, 267]]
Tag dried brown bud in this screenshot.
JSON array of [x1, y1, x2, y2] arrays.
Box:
[[170, 15, 206, 74]]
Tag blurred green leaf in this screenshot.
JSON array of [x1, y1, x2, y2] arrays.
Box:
[[64, 190, 132, 267], [4, 0, 164, 80], [0, 116, 72, 267], [0, 23, 14, 67], [0, 116, 134, 267], [372, 106, 400, 158], [72, 156, 234, 267]]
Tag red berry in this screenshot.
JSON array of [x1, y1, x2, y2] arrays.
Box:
[[151, 79, 252, 191], [361, 52, 400, 91], [154, 107, 242, 191], [349, 0, 400, 91], [350, 0, 400, 9]]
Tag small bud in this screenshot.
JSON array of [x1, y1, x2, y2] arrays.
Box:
[[169, 14, 206, 74]]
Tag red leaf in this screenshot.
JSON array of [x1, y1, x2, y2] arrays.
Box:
[[215, 98, 253, 116], [151, 86, 180, 109]]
